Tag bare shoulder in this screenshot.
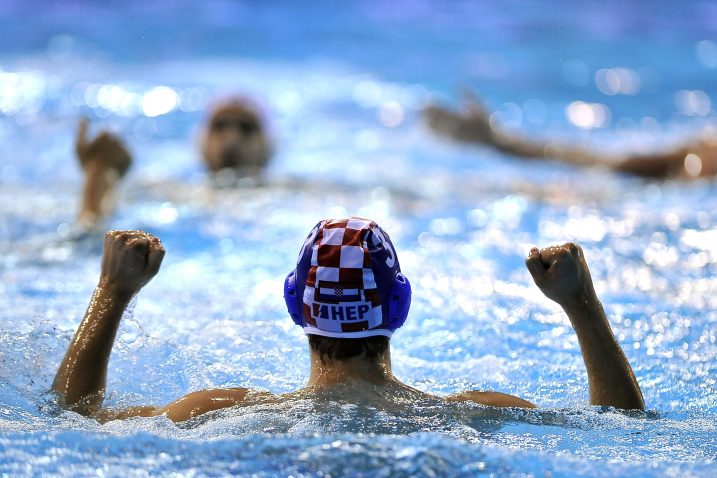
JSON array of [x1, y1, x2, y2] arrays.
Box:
[[446, 390, 536, 409], [93, 388, 275, 423], [160, 387, 276, 422]]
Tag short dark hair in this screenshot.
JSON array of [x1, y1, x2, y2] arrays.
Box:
[[308, 335, 389, 362]]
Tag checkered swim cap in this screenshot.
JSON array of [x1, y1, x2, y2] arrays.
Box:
[[284, 217, 411, 338]]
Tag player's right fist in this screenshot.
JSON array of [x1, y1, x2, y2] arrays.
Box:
[[100, 230, 165, 295]]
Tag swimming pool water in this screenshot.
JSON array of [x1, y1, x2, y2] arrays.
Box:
[[1, 1, 716, 477]]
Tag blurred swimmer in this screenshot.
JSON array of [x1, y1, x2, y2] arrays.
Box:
[[75, 118, 132, 229], [424, 91, 717, 180], [52, 219, 644, 422], [200, 98, 272, 183]]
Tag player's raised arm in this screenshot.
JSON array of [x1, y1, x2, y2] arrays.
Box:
[[52, 230, 165, 415], [526, 243, 644, 410], [52, 230, 267, 422]]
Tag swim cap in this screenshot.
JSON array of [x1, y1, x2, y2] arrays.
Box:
[[284, 217, 411, 338]]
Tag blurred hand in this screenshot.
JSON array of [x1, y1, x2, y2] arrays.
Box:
[[423, 100, 494, 144], [100, 230, 165, 295], [525, 242, 596, 307], [76, 117, 132, 174]]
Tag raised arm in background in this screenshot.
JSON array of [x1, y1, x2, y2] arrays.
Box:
[[424, 91, 717, 180], [75, 118, 132, 227]]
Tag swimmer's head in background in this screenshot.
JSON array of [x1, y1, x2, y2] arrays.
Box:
[[201, 98, 271, 176], [284, 217, 411, 339]]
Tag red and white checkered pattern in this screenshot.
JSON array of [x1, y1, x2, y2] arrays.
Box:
[[302, 218, 384, 335]]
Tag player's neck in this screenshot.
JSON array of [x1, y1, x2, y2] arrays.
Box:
[[307, 349, 395, 387]]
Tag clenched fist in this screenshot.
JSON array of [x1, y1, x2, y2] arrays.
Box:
[[525, 242, 597, 307], [99, 230, 165, 295]]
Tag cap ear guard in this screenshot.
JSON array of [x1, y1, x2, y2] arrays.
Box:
[[387, 272, 411, 331], [284, 270, 303, 326]]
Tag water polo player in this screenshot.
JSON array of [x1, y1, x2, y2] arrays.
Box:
[[51, 218, 643, 422], [200, 98, 272, 182]]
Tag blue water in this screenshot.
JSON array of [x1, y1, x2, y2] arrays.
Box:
[[1, 1, 716, 476]]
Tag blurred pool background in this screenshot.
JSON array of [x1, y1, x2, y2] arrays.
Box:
[[1, 1, 716, 477]]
